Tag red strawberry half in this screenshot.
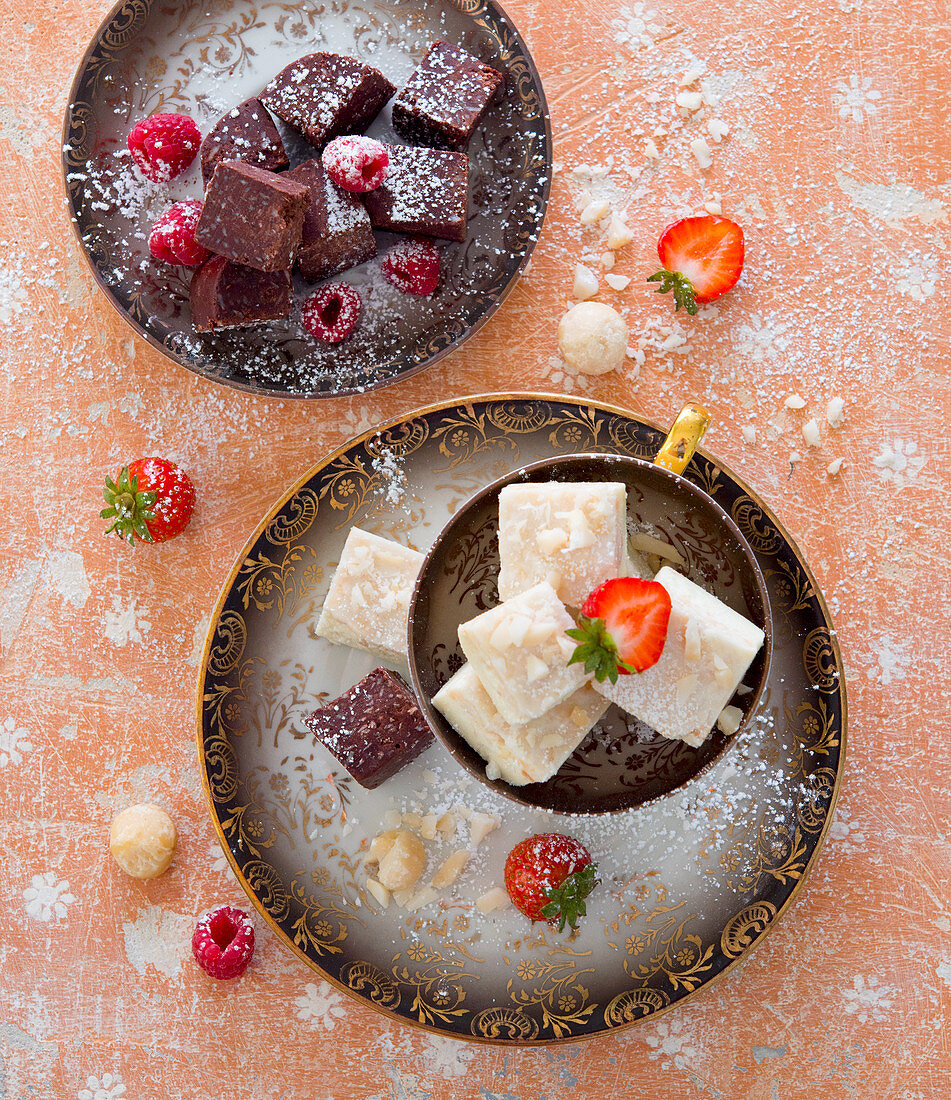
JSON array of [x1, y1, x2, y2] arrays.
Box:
[[101, 457, 195, 545], [566, 577, 671, 683], [504, 833, 599, 932], [648, 214, 744, 314]]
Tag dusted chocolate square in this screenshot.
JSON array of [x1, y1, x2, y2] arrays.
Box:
[[200, 97, 289, 184], [303, 668, 433, 789], [286, 159, 377, 282], [392, 41, 503, 151], [190, 255, 291, 332], [261, 53, 396, 150], [361, 144, 468, 242], [195, 160, 308, 272]]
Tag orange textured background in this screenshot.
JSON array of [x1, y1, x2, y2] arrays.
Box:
[[2, 0, 950, 1096]]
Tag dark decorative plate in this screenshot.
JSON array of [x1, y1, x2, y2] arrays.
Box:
[[197, 394, 846, 1043], [62, 0, 551, 398]]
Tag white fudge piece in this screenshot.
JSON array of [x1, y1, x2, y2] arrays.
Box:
[[432, 663, 609, 786], [595, 566, 764, 746], [497, 482, 627, 608], [314, 527, 423, 663], [457, 581, 590, 723]]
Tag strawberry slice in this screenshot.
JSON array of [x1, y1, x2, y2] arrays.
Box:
[[647, 214, 744, 314], [566, 577, 671, 683]]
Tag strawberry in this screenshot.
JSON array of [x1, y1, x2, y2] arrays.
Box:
[[566, 577, 671, 683], [647, 214, 744, 314], [101, 458, 195, 545], [504, 834, 599, 932]]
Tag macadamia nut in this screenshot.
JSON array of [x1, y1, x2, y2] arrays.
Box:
[[368, 828, 426, 892], [557, 302, 629, 375], [109, 803, 177, 879]]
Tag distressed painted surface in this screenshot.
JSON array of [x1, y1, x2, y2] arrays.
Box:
[[2, 0, 950, 1096]]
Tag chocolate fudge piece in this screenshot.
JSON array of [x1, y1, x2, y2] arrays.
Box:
[[195, 160, 308, 272], [362, 144, 468, 242], [200, 97, 289, 184], [286, 159, 377, 282], [190, 255, 292, 331], [261, 53, 396, 150], [303, 668, 433, 789], [392, 41, 503, 151]]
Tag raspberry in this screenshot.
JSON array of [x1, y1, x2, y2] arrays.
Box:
[[191, 905, 255, 980], [148, 200, 209, 266], [321, 135, 389, 193], [381, 238, 441, 296], [302, 283, 362, 342], [128, 113, 201, 183]]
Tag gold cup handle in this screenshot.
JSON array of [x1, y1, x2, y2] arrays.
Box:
[[654, 401, 711, 475]]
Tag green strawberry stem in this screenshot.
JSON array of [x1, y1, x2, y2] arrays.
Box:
[[647, 268, 698, 314], [566, 615, 637, 685], [101, 466, 157, 546], [540, 863, 600, 933]]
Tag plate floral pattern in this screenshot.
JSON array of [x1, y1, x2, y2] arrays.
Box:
[[196, 394, 846, 1043]]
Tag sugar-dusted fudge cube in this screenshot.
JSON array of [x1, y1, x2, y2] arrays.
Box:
[[594, 566, 765, 746], [314, 527, 423, 663], [303, 668, 433, 788], [190, 256, 291, 331], [497, 481, 628, 608], [195, 160, 308, 272], [261, 53, 396, 150], [432, 663, 608, 786], [286, 159, 377, 282], [200, 98, 289, 184], [361, 144, 468, 242], [392, 41, 503, 151], [457, 581, 590, 724]]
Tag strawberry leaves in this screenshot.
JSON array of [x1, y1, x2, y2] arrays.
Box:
[[540, 863, 600, 933], [101, 466, 157, 545], [647, 268, 698, 314], [566, 615, 637, 684]]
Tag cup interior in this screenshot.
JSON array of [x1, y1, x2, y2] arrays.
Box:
[[408, 453, 772, 814]]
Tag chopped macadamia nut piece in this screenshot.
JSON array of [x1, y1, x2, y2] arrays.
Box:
[[368, 829, 426, 892], [366, 878, 390, 908], [580, 198, 611, 225], [432, 850, 469, 889], [606, 214, 634, 251], [803, 419, 821, 447], [644, 138, 661, 160], [477, 887, 512, 914], [600, 250, 616, 270], [676, 90, 704, 112], [469, 812, 500, 847], [826, 397, 845, 427], [717, 704, 743, 735], [405, 886, 438, 912], [680, 67, 703, 86], [605, 273, 631, 291], [785, 393, 806, 410], [558, 301, 628, 376], [690, 138, 713, 169], [707, 118, 730, 143], [826, 457, 845, 476], [436, 812, 457, 838], [572, 264, 599, 300], [419, 813, 438, 840], [401, 812, 422, 829]]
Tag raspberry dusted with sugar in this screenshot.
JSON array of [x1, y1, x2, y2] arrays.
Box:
[[128, 113, 201, 182], [321, 135, 389, 193], [149, 200, 209, 266], [302, 283, 362, 343], [192, 905, 255, 980], [381, 238, 440, 296]]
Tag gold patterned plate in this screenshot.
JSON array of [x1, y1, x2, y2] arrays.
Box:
[[62, 0, 551, 398], [197, 395, 846, 1044]]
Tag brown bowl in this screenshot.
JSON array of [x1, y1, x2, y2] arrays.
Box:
[[407, 451, 773, 814]]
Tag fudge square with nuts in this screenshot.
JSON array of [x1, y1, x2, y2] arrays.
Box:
[[497, 481, 628, 608], [595, 566, 765, 746], [392, 40, 503, 151], [195, 160, 308, 272], [314, 527, 424, 664], [433, 662, 609, 786], [457, 581, 591, 725], [303, 668, 433, 789]]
